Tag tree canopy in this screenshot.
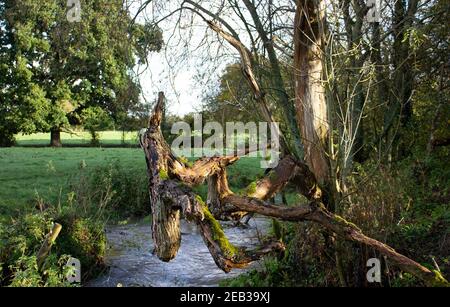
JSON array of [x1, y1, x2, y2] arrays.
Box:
[[0, 0, 163, 146]]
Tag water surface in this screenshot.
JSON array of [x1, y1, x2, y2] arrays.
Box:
[[88, 217, 269, 287]]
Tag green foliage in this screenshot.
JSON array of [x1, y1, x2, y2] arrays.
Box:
[[0, 156, 151, 286], [56, 216, 106, 281], [245, 181, 257, 195], [0, 146, 154, 286], [271, 219, 284, 242], [0, 212, 91, 286], [220, 257, 292, 287], [223, 147, 449, 287], [0, 0, 163, 145], [389, 151, 450, 280], [81, 107, 114, 145], [73, 162, 150, 219]]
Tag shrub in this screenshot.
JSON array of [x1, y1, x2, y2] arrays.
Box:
[[0, 212, 92, 287], [56, 215, 107, 281], [81, 107, 114, 146], [70, 162, 150, 219], [222, 149, 449, 287]]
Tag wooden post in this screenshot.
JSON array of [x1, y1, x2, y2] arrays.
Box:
[[37, 223, 62, 270]]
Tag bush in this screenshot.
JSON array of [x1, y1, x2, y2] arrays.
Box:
[[81, 107, 114, 146], [221, 257, 289, 287], [70, 162, 150, 219], [0, 212, 106, 287], [56, 215, 107, 281]]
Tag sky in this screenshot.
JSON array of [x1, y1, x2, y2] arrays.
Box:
[[138, 53, 205, 117], [132, 2, 231, 117]]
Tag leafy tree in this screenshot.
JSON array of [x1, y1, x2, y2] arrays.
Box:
[[0, 0, 162, 146], [80, 106, 113, 145], [203, 63, 260, 125]]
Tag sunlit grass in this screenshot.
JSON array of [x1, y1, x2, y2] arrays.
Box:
[[0, 147, 267, 219], [0, 147, 146, 215], [15, 131, 139, 146]]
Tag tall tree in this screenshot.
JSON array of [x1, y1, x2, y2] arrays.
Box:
[[203, 63, 261, 125], [293, 0, 329, 184], [0, 0, 162, 146]]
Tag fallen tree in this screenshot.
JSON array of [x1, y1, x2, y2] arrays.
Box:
[[140, 92, 448, 287]]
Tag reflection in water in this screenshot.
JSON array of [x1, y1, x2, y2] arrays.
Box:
[[87, 217, 270, 287]]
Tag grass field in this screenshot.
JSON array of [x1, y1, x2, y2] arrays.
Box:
[[0, 147, 147, 216], [15, 131, 140, 146], [0, 134, 304, 286], [0, 145, 271, 220], [2, 131, 302, 222]]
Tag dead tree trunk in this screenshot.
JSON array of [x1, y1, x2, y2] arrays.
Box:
[[140, 91, 448, 286], [140, 92, 284, 269]]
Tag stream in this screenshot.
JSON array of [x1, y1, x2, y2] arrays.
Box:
[[87, 217, 270, 287]]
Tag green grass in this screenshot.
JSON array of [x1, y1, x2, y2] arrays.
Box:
[[0, 146, 269, 221], [0, 147, 146, 217], [15, 131, 139, 146]]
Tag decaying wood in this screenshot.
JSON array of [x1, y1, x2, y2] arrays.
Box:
[[140, 92, 285, 268], [37, 223, 62, 270], [141, 91, 448, 287]]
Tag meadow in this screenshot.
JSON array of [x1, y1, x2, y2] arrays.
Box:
[[0, 147, 145, 216], [0, 132, 271, 285], [15, 131, 139, 147], [0, 131, 270, 220]]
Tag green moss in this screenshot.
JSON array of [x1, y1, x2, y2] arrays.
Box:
[[196, 195, 239, 258], [246, 181, 257, 195], [268, 171, 278, 181], [179, 156, 189, 164], [179, 156, 193, 168], [429, 270, 450, 287], [333, 214, 361, 232], [159, 169, 169, 180]]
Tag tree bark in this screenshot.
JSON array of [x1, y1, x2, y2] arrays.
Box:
[[293, 0, 330, 184], [140, 92, 284, 267], [50, 128, 62, 147]]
